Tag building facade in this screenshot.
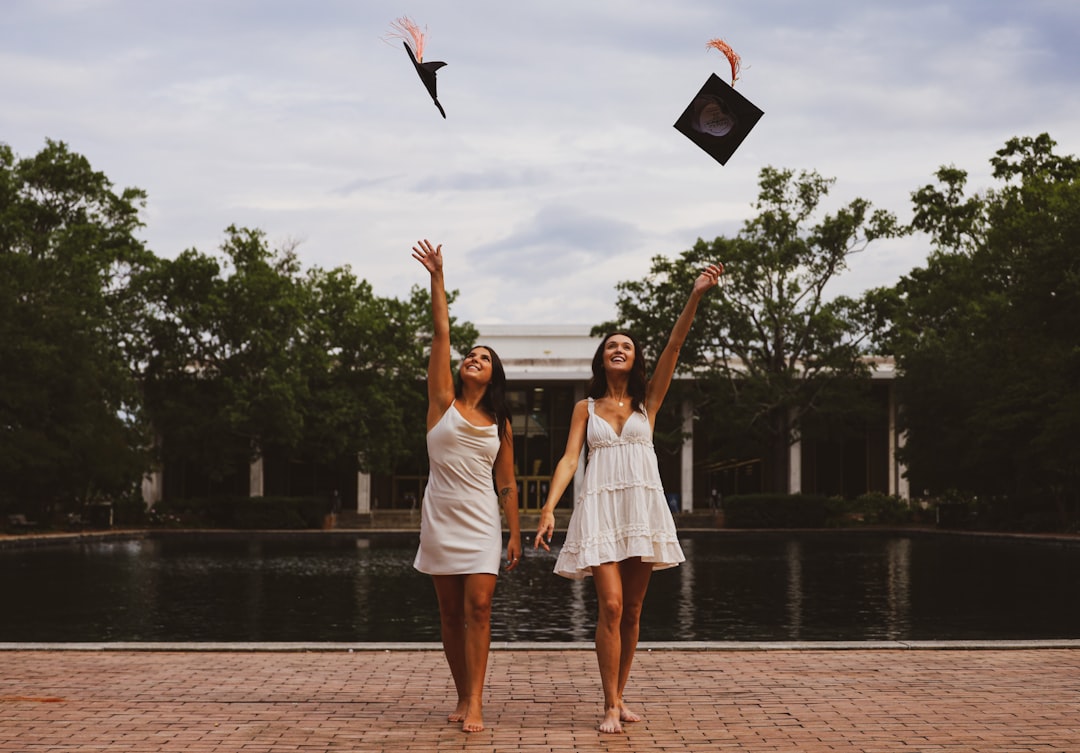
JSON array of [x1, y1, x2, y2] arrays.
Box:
[[144, 325, 909, 512]]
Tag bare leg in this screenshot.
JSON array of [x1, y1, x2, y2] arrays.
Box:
[[615, 558, 653, 724], [592, 558, 653, 731], [461, 573, 497, 733], [431, 576, 469, 722], [592, 562, 626, 733]]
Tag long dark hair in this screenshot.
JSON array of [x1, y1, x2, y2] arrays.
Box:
[[455, 344, 512, 441], [587, 332, 647, 413]]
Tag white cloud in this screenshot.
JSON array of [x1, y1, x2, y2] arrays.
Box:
[[4, 0, 1078, 327]]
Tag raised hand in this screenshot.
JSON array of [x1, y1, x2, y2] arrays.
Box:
[[411, 238, 443, 274], [693, 262, 724, 295]]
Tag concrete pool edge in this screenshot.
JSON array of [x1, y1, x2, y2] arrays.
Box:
[[3, 639, 1080, 652]]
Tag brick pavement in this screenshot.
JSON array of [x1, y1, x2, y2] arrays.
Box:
[[1, 645, 1079, 752]]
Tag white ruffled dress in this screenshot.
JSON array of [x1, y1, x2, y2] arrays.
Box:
[[553, 398, 685, 580]]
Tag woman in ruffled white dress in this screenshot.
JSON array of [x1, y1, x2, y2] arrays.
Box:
[[412, 239, 521, 733], [535, 262, 723, 733]]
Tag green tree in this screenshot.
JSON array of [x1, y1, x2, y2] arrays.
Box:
[[288, 265, 477, 476], [0, 140, 154, 512], [135, 239, 258, 494], [136, 227, 477, 497], [867, 134, 1080, 526], [602, 167, 901, 493]]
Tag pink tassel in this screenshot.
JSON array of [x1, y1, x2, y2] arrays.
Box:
[[386, 16, 428, 61], [706, 39, 741, 85]]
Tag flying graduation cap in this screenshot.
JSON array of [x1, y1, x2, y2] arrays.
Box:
[[674, 39, 763, 165], [385, 17, 447, 118]]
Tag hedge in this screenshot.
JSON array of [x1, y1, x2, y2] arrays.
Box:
[[151, 496, 329, 529], [721, 494, 828, 528]]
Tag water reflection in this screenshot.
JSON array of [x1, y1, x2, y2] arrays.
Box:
[[677, 538, 695, 639], [785, 539, 803, 640], [2, 531, 1078, 642], [885, 537, 911, 639]]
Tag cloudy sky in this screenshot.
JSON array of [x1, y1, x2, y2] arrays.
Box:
[[4, 0, 1079, 325]]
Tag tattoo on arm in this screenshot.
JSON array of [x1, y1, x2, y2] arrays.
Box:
[[499, 487, 513, 505]]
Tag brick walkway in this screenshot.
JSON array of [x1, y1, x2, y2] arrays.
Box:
[[1, 645, 1079, 752]]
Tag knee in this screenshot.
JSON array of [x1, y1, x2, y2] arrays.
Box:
[[598, 595, 623, 625], [465, 594, 493, 626], [620, 600, 643, 628]]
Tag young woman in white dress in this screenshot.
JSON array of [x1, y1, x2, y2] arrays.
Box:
[[535, 262, 723, 733], [412, 239, 522, 733]]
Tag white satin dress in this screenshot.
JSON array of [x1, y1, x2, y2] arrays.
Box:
[[413, 403, 502, 576], [553, 399, 685, 580]]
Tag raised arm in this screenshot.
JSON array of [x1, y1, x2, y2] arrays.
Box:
[[644, 263, 723, 420], [412, 239, 455, 429], [534, 399, 590, 550]]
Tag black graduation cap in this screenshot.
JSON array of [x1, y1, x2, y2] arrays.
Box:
[[402, 40, 447, 119], [385, 17, 447, 119], [674, 73, 763, 165]]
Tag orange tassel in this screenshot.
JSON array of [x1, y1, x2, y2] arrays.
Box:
[[706, 38, 741, 85], [386, 16, 428, 61]]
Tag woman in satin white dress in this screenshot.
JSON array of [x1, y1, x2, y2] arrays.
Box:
[[412, 239, 521, 733], [535, 262, 723, 733]]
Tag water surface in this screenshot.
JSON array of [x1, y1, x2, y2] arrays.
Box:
[[3, 531, 1077, 642]]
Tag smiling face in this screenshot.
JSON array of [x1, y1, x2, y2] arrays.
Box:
[[603, 334, 636, 372], [459, 346, 494, 384], [588, 332, 647, 405]]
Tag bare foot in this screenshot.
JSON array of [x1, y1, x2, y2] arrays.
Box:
[[619, 704, 643, 723], [462, 706, 485, 733], [447, 699, 468, 723], [599, 706, 623, 734]]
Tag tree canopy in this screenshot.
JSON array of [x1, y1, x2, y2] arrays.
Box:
[[0, 140, 154, 510], [866, 134, 1080, 523], [600, 166, 901, 492], [9, 134, 1078, 528], [135, 226, 477, 493], [2, 140, 475, 510]]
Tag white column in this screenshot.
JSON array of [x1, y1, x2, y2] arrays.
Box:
[[249, 454, 264, 497], [896, 430, 910, 501], [141, 469, 163, 508], [356, 471, 371, 513], [141, 431, 164, 508], [889, 386, 911, 500], [680, 398, 694, 512]]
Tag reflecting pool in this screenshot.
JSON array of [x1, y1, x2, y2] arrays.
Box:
[[2, 531, 1078, 642]]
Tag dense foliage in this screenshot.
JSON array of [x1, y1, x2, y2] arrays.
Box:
[[2, 140, 475, 516], [134, 226, 475, 496], [600, 167, 901, 492], [5, 135, 1077, 531], [0, 140, 154, 512], [866, 134, 1080, 527]]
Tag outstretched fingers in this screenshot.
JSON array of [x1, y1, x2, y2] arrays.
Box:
[[411, 239, 443, 272]]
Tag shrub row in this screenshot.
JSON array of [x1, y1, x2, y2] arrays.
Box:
[[150, 496, 329, 529], [721, 494, 828, 528], [722, 492, 918, 529]]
